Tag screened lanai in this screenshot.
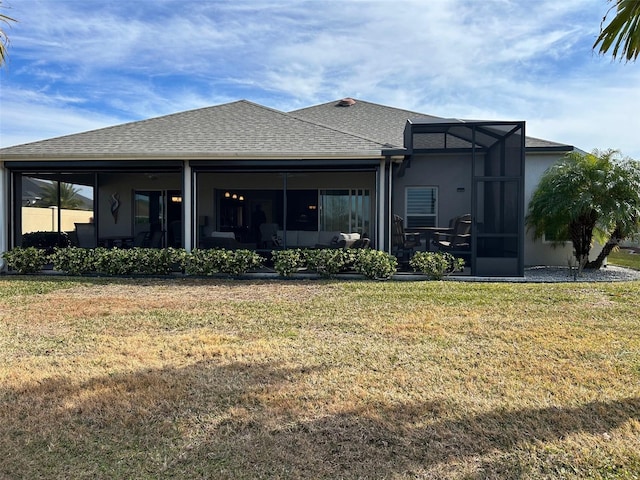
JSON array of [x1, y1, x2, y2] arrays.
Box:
[[402, 119, 526, 276]]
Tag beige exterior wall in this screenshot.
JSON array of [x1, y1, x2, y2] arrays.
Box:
[[524, 152, 570, 266], [22, 207, 93, 234], [524, 151, 605, 266]]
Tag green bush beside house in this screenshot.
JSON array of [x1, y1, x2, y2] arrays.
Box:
[[2, 246, 463, 280]]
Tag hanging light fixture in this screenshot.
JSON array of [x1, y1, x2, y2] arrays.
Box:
[[225, 192, 231, 198]]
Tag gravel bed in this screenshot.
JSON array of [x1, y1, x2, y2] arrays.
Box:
[[523, 265, 640, 283]]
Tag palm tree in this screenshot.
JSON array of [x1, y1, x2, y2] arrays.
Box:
[[526, 149, 640, 271], [588, 155, 640, 268], [593, 0, 640, 62], [0, 1, 16, 67], [39, 182, 84, 209]]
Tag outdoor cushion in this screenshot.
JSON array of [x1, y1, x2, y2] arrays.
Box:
[[209, 231, 236, 239], [317, 231, 340, 245], [297, 231, 318, 247]]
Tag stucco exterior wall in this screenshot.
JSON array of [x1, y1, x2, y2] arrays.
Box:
[[97, 173, 181, 238], [21, 207, 93, 234], [393, 150, 602, 268], [392, 154, 473, 227], [523, 151, 602, 266]]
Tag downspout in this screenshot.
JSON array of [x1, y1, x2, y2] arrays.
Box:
[[0, 162, 6, 271], [183, 161, 193, 252]]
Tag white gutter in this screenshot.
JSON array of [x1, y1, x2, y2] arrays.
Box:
[[0, 151, 388, 162]]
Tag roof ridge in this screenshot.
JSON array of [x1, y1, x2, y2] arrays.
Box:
[[290, 98, 444, 120], [235, 100, 391, 148], [286, 112, 391, 148]]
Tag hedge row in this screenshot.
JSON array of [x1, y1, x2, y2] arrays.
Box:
[[1, 246, 464, 280]]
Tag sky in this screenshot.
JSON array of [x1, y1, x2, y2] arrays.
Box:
[[1, 0, 639, 159]]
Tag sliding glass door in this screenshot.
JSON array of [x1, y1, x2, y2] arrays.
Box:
[[134, 189, 182, 248], [320, 189, 370, 235]]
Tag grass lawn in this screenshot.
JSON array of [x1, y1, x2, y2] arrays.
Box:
[[1, 276, 639, 479], [608, 249, 640, 271]]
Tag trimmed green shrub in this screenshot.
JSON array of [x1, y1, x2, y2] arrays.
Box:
[[271, 249, 305, 277], [183, 249, 264, 276], [221, 249, 264, 276], [84, 247, 185, 276], [353, 249, 398, 280], [182, 249, 220, 276], [2, 247, 50, 274], [50, 247, 98, 275], [409, 251, 465, 279], [303, 248, 351, 278]]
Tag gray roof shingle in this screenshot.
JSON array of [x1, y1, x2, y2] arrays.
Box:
[[290, 99, 441, 148], [291, 98, 572, 150], [0, 98, 572, 160], [0, 100, 388, 159]]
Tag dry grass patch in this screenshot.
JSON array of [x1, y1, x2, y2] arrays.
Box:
[[0, 277, 639, 479]]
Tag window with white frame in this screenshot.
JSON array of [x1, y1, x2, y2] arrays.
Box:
[[405, 187, 437, 228]]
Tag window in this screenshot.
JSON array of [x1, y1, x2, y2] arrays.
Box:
[[405, 187, 437, 228], [19, 173, 95, 238], [320, 189, 370, 234]]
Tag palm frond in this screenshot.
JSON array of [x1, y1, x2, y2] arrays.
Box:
[[594, 0, 640, 62]]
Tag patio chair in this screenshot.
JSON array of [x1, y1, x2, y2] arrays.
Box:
[[433, 216, 471, 254], [430, 214, 471, 242], [392, 214, 421, 261], [74, 223, 96, 248]]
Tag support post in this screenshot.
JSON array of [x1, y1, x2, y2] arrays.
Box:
[[378, 158, 386, 252], [183, 161, 193, 252], [0, 163, 7, 270]]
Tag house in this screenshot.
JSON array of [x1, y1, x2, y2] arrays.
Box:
[[0, 98, 577, 276]]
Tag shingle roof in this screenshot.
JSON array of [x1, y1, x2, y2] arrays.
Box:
[[0, 100, 389, 160], [291, 99, 572, 151], [0, 98, 572, 160], [290, 99, 441, 148]]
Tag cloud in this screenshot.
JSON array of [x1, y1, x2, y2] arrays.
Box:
[[2, 0, 639, 159]]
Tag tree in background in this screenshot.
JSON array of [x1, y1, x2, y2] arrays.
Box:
[[38, 182, 84, 210], [526, 149, 640, 272], [0, 0, 16, 67], [594, 0, 640, 62]]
